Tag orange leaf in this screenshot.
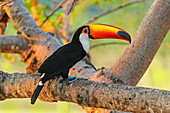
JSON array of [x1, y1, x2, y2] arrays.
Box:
[[10, 57, 15, 63], [166, 43, 170, 47], [64, 39, 69, 45], [5, 53, 11, 60]]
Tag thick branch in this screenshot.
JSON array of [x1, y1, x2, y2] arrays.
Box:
[[2, 0, 95, 78], [0, 35, 30, 53], [2, 0, 63, 73], [0, 71, 169, 112], [4, 0, 41, 35], [109, 0, 170, 85], [1, 0, 169, 112]]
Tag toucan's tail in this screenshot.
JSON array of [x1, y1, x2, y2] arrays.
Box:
[[31, 83, 44, 104]]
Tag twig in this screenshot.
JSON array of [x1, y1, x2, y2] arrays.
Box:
[[49, 0, 60, 5], [85, 0, 146, 24], [67, 0, 79, 15], [39, 0, 68, 27], [0, 0, 14, 7], [90, 42, 128, 49]]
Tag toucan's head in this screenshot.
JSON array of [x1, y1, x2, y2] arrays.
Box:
[[72, 24, 131, 53], [88, 24, 131, 43]]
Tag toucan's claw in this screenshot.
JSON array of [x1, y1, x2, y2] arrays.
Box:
[[67, 76, 88, 84]]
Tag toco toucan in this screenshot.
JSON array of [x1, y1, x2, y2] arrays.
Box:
[[31, 24, 131, 104]]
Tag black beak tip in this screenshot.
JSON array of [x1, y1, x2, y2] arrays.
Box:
[[89, 34, 94, 39], [117, 31, 131, 44]]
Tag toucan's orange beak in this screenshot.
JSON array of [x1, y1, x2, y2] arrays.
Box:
[[88, 24, 131, 43]]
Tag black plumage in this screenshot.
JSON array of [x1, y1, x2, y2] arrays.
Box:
[[39, 42, 86, 81], [31, 24, 131, 104], [31, 26, 87, 104], [39, 26, 87, 81]]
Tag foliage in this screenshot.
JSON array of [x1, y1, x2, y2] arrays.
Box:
[[0, 0, 170, 113], [1, 0, 170, 90]]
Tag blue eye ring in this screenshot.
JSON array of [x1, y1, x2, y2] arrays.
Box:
[[84, 29, 88, 33]]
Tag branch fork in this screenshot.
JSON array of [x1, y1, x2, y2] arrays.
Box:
[[0, 0, 170, 112]]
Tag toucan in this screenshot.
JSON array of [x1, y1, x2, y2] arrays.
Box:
[[31, 24, 131, 104]]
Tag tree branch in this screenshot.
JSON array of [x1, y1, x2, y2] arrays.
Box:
[[0, 8, 9, 35], [58, 0, 73, 42], [0, 35, 30, 54], [109, 0, 170, 85], [85, 0, 146, 24], [0, 71, 169, 112], [2, 0, 95, 78], [4, 0, 41, 35], [39, 0, 68, 27], [67, 0, 80, 15], [2, 0, 64, 74], [77, 0, 170, 111], [1, 0, 169, 112]]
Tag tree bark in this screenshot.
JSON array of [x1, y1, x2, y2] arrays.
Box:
[[0, 71, 169, 112], [68, 0, 170, 112], [109, 0, 170, 86], [2, 0, 93, 75], [0, 8, 8, 35], [0, 0, 170, 113], [0, 35, 29, 54]]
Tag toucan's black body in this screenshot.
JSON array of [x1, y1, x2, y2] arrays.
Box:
[[31, 26, 87, 104], [31, 24, 131, 104], [39, 40, 86, 81], [31, 44, 86, 104], [39, 26, 87, 82]]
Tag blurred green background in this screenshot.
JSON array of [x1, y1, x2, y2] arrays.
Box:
[[0, 0, 169, 113]]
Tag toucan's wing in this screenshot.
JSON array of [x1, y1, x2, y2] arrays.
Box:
[[38, 44, 86, 75]]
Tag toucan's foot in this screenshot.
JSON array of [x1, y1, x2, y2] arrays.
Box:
[[67, 76, 88, 84]]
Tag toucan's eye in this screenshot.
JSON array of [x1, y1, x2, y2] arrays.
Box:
[[84, 29, 88, 33], [83, 28, 88, 34]]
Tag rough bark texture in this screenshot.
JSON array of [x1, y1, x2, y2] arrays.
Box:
[[0, 8, 8, 35], [0, 35, 29, 53], [4, 0, 62, 73], [2, 0, 93, 75], [83, 0, 170, 112], [109, 0, 170, 86], [0, 0, 170, 113], [0, 71, 170, 112]]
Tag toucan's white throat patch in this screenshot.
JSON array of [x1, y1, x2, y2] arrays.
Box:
[[79, 33, 90, 53]]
